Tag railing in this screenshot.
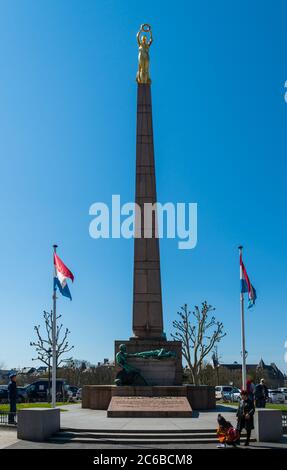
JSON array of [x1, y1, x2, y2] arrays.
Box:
[[0, 411, 17, 425]]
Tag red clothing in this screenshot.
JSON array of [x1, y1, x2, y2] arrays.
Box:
[[217, 425, 239, 444], [217, 426, 228, 443]]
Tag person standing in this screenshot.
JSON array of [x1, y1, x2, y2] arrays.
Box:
[[255, 378, 269, 408], [246, 379, 255, 402], [7, 372, 17, 424], [236, 389, 255, 446]]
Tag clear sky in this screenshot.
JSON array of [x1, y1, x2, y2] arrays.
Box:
[[0, 0, 286, 373]]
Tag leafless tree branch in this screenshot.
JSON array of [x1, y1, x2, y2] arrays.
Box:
[[171, 301, 226, 384], [30, 310, 74, 370]]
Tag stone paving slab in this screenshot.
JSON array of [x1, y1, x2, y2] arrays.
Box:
[[0, 430, 18, 449], [60, 404, 237, 431]]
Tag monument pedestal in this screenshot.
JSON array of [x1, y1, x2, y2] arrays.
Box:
[[82, 385, 216, 412], [115, 339, 182, 386], [125, 358, 176, 386]]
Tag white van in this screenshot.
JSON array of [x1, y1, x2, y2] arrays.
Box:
[[215, 385, 234, 400], [278, 388, 287, 401], [268, 389, 285, 404]]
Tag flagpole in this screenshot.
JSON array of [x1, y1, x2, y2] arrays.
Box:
[[52, 244, 58, 408], [239, 245, 247, 390]]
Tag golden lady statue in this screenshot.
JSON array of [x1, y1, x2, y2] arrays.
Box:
[[136, 24, 153, 84]]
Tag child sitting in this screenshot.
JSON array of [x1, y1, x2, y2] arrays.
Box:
[[216, 413, 240, 448]]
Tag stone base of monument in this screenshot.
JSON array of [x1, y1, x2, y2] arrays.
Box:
[[107, 396, 192, 417], [114, 339, 182, 385], [82, 385, 215, 414], [82, 339, 215, 417], [123, 357, 176, 386]]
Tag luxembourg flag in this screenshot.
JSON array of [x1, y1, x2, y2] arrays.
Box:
[[54, 253, 74, 300], [240, 253, 257, 308]]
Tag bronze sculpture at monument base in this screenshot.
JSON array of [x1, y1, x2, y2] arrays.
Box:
[[114, 340, 182, 386]]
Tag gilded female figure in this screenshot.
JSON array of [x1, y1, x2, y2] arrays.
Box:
[[136, 24, 153, 84]]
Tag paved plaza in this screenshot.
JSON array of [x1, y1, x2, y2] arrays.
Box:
[[1, 404, 287, 449], [59, 404, 236, 431]]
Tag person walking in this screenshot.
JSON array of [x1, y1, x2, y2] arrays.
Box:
[[255, 378, 269, 408], [236, 389, 255, 446], [7, 372, 17, 424]]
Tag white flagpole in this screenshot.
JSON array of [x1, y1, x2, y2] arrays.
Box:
[[239, 245, 247, 390], [52, 244, 58, 408]]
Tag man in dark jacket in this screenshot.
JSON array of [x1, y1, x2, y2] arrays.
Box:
[[236, 389, 255, 446], [7, 373, 17, 424], [255, 378, 269, 408]]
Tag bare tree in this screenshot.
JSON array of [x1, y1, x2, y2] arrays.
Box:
[[59, 363, 116, 387], [30, 310, 74, 369], [63, 358, 92, 370], [171, 302, 226, 384]]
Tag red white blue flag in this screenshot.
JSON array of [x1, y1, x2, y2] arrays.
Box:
[[240, 253, 256, 308], [54, 253, 74, 300]]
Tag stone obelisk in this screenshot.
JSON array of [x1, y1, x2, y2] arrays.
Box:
[[115, 24, 182, 385], [133, 25, 163, 339], [133, 89, 164, 339]]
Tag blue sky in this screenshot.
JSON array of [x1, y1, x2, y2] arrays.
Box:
[[0, 1, 286, 373]]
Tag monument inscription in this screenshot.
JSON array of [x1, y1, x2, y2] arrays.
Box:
[[107, 396, 192, 418]]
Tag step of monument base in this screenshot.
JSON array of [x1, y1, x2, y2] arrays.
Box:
[[49, 430, 255, 445], [107, 396, 192, 418]]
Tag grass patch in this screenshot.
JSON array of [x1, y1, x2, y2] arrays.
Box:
[[265, 403, 287, 411], [0, 402, 74, 412], [217, 400, 287, 411]]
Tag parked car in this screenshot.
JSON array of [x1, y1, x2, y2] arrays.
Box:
[[25, 379, 69, 402], [67, 386, 79, 397], [215, 385, 234, 400], [16, 387, 28, 403], [278, 388, 287, 401], [221, 388, 241, 402], [76, 388, 82, 401], [0, 385, 28, 403], [267, 390, 285, 404], [230, 387, 241, 402], [0, 385, 8, 403]]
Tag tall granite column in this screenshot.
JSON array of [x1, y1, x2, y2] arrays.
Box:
[[114, 24, 182, 386], [132, 83, 164, 339]]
